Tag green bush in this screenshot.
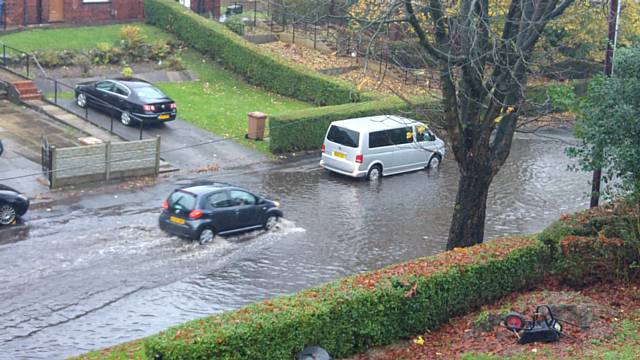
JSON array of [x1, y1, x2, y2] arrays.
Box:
[[539, 201, 640, 285], [143, 237, 546, 359], [144, 0, 359, 106], [268, 96, 442, 153], [224, 15, 246, 36]]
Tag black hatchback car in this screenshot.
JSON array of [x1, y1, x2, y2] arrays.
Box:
[[159, 184, 283, 244], [75, 78, 177, 126], [0, 185, 29, 226]]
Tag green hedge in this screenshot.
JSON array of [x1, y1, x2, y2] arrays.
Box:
[[538, 201, 640, 286], [144, 0, 358, 105], [143, 237, 546, 359], [269, 96, 442, 153]]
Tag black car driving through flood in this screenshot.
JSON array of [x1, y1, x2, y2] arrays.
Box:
[[74, 78, 177, 126], [0, 185, 29, 226], [159, 183, 283, 244]]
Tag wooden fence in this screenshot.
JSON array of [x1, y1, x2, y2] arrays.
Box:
[[46, 137, 160, 189]]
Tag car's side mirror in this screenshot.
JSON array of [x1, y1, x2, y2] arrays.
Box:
[[257, 197, 265, 205]]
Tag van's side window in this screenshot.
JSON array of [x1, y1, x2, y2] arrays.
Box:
[[389, 127, 414, 145], [369, 130, 393, 148]]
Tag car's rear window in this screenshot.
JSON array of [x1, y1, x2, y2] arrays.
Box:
[[168, 191, 197, 211], [327, 125, 360, 148], [136, 86, 167, 102]]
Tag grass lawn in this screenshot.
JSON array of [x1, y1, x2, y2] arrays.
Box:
[[0, 23, 172, 52], [0, 23, 314, 154], [156, 50, 312, 153]]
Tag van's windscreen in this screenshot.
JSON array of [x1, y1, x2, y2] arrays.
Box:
[[327, 126, 359, 148]]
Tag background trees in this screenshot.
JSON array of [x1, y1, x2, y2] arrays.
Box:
[[569, 46, 640, 200]]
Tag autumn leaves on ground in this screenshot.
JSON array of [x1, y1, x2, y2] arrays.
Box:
[[345, 280, 640, 360]]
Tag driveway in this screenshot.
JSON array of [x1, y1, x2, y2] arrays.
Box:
[[56, 98, 268, 172]]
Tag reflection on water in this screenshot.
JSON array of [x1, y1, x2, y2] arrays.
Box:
[[0, 132, 591, 359]]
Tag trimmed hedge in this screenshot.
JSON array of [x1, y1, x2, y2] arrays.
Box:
[[143, 237, 546, 359], [144, 0, 359, 106], [269, 96, 442, 153], [538, 201, 640, 286]]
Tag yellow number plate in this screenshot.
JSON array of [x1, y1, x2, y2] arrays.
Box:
[[333, 151, 346, 159], [170, 216, 185, 224], [159, 114, 170, 120]]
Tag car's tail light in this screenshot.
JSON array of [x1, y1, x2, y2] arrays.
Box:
[[170, 103, 177, 109], [189, 210, 203, 219], [162, 200, 169, 209], [143, 104, 156, 112], [355, 154, 363, 163], [321, 144, 325, 153]]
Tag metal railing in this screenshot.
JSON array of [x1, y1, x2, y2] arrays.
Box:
[[1, 43, 32, 78]]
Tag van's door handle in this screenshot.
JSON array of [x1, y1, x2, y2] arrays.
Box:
[[235, 209, 240, 215]]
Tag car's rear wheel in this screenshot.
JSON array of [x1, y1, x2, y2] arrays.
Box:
[[76, 93, 87, 108], [0, 204, 17, 226], [197, 227, 216, 245], [264, 215, 279, 231], [121, 111, 133, 126], [367, 165, 382, 181]]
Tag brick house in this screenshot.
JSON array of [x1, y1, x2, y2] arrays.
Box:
[[178, 0, 220, 18], [0, 0, 220, 27]]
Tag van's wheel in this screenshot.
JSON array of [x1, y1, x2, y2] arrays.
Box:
[[367, 165, 382, 181], [121, 111, 133, 126], [0, 204, 17, 225], [197, 227, 216, 245], [264, 214, 279, 231], [427, 153, 442, 169]]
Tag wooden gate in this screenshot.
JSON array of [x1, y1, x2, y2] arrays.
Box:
[[41, 136, 53, 185]]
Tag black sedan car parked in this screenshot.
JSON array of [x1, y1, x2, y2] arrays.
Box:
[[159, 183, 283, 244], [0, 185, 29, 226], [74, 78, 177, 126]]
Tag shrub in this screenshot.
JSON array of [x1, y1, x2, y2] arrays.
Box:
[[149, 40, 171, 61], [143, 237, 546, 359], [75, 53, 92, 76], [144, 0, 359, 105], [539, 201, 640, 285], [268, 96, 442, 153], [224, 15, 246, 36], [121, 66, 134, 78], [162, 55, 185, 71]]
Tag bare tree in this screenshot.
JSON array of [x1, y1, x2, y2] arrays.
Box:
[[401, 0, 575, 249]]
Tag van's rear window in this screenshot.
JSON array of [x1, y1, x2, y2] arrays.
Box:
[[168, 191, 197, 211], [327, 125, 359, 148]]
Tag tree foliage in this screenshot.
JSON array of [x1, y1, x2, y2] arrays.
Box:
[[569, 46, 640, 200]]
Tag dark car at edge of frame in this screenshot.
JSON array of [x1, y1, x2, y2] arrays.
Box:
[[74, 78, 177, 126], [0, 185, 29, 226], [159, 183, 283, 244]]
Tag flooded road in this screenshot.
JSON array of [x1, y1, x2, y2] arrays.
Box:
[[0, 130, 590, 359]]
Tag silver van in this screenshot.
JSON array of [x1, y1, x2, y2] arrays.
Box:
[[320, 115, 446, 180]]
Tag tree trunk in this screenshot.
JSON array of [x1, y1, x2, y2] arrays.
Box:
[[446, 168, 493, 250]]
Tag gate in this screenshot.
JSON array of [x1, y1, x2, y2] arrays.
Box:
[[41, 136, 53, 185]]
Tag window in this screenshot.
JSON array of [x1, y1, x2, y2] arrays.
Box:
[[327, 125, 360, 148], [229, 190, 256, 206], [96, 81, 114, 92], [389, 127, 414, 145], [208, 192, 232, 208], [369, 130, 393, 148], [136, 86, 167, 102], [114, 84, 130, 97], [168, 191, 196, 211]]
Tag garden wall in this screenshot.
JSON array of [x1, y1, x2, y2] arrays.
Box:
[[144, 0, 359, 106]]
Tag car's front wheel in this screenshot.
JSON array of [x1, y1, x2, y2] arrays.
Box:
[[0, 204, 17, 226], [427, 153, 442, 169], [197, 227, 216, 245], [76, 93, 87, 108], [121, 111, 133, 126], [264, 214, 279, 231]]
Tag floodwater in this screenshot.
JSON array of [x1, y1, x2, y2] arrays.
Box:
[[0, 130, 590, 359]]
